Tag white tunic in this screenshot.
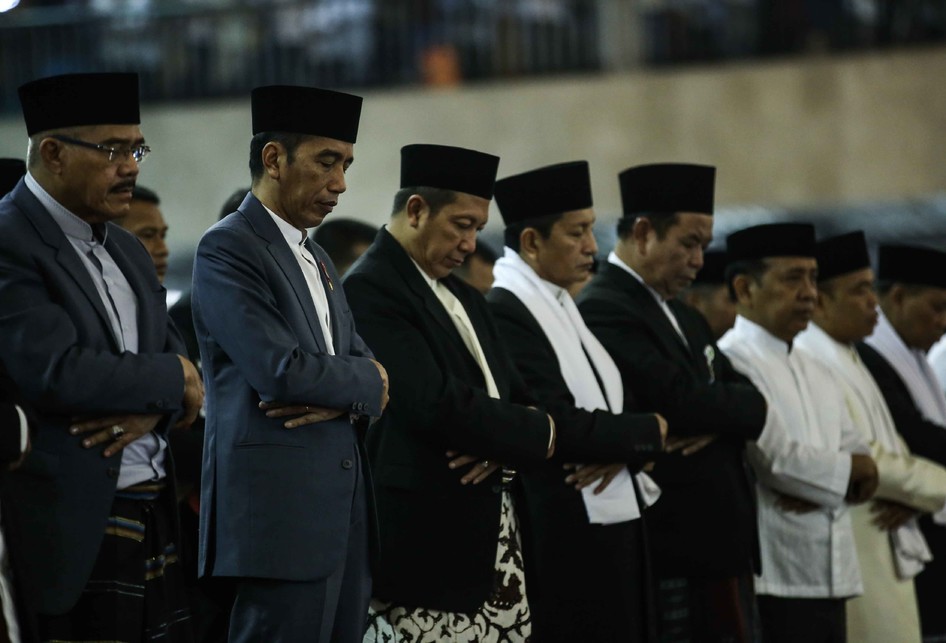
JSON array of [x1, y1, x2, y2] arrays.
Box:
[[798, 323, 946, 642], [719, 316, 865, 598]]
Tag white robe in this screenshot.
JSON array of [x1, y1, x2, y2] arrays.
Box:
[[719, 316, 865, 598], [798, 323, 946, 643]]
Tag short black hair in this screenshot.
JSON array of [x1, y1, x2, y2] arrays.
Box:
[[131, 185, 160, 205], [616, 212, 679, 240], [455, 242, 499, 279], [391, 186, 458, 217], [876, 280, 927, 298], [249, 131, 312, 182], [504, 212, 564, 252], [725, 258, 768, 302], [312, 218, 378, 270], [219, 187, 249, 220]]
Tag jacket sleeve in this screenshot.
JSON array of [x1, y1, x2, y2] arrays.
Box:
[[871, 439, 946, 513], [344, 272, 550, 465], [488, 294, 662, 466], [579, 296, 766, 439], [192, 226, 384, 416]]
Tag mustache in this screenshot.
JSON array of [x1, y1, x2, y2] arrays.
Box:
[[110, 180, 136, 193]]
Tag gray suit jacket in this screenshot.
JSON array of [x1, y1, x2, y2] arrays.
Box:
[[193, 192, 383, 581], [0, 179, 186, 615]]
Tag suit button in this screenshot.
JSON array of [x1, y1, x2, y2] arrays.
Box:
[[341, 459, 353, 470], [106, 467, 119, 479]]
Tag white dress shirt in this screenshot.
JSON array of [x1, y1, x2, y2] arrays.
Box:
[[264, 207, 335, 355], [719, 316, 865, 598]]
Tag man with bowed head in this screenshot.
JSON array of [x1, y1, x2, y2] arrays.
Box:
[[0, 72, 202, 642], [192, 85, 388, 643]]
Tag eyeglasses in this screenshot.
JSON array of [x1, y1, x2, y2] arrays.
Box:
[[51, 134, 151, 164]]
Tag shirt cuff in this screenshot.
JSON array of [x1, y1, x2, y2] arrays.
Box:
[[14, 405, 28, 454]]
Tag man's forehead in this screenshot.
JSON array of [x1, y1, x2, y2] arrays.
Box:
[[78, 123, 144, 141]]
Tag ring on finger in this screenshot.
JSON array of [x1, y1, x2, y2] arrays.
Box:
[[481, 460, 490, 469], [110, 425, 125, 439]]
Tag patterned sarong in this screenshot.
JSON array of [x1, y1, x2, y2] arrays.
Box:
[[365, 491, 531, 642], [40, 481, 193, 643]]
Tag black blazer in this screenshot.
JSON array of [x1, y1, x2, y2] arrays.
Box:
[[577, 262, 766, 578], [343, 228, 551, 612], [487, 286, 662, 641], [857, 342, 946, 465]]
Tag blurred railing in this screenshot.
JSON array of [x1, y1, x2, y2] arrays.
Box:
[[1, 0, 945, 114]]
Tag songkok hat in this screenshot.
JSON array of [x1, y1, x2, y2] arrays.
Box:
[[18, 73, 140, 136], [727, 223, 816, 262], [816, 231, 871, 282], [494, 161, 592, 226], [694, 250, 728, 285], [877, 245, 946, 289], [0, 158, 26, 195], [400, 144, 500, 200], [619, 163, 715, 216], [251, 85, 363, 143]]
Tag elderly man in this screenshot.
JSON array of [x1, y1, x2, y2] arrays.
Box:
[[794, 231, 946, 642], [577, 163, 767, 642], [856, 244, 946, 641], [115, 185, 169, 283], [719, 223, 878, 643], [344, 144, 559, 642], [192, 85, 388, 643], [487, 160, 666, 642], [0, 72, 203, 642]]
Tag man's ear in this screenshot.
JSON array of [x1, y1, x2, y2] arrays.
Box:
[[261, 141, 283, 180], [631, 217, 652, 255], [732, 274, 753, 307], [38, 137, 66, 175], [405, 194, 429, 228], [519, 227, 540, 259]]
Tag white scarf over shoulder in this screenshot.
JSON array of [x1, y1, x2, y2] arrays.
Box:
[[867, 311, 946, 526], [492, 249, 660, 524]]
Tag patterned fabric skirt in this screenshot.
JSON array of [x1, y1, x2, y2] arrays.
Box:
[[40, 482, 194, 643], [364, 491, 531, 642]]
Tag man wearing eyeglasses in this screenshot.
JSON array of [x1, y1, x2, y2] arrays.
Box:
[[0, 73, 203, 643]]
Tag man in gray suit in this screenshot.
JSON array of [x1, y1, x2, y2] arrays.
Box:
[[0, 73, 203, 641], [192, 85, 389, 643]]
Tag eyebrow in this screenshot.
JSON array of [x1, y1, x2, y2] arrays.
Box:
[[317, 150, 354, 165]]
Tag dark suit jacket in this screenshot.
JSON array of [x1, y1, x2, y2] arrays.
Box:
[[192, 192, 384, 582], [578, 262, 766, 578], [857, 342, 946, 464], [0, 180, 186, 615], [343, 228, 552, 612], [487, 286, 662, 641]]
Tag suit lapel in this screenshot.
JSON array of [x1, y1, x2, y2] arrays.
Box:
[[376, 229, 472, 359], [241, 195, 328, 354], [306, 238, 343, 349], [14, 184, 121, 352], [600, 264, 692, 362]]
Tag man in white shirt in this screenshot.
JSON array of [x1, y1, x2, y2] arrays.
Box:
[[719, 223, 878, 643], [856, 244, 946, 641], [795, 231, 946, 642]]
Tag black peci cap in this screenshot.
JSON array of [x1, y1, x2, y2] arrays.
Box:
[[619, 163, 715, 216], [727, 223, 816, 262], [877, 245, 946, 290], [251, 85, 363, 143], [694, 250, 729, 285], [19, 73, 140, 136], [400, 144, 500, 200], [816, 231, 871, 282], [494, 161, 592, 226]]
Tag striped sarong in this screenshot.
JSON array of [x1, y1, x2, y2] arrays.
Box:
[[40, 481, 193, 643]]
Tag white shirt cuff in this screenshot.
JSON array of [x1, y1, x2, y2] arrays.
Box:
[[14, 405, 28, 454]]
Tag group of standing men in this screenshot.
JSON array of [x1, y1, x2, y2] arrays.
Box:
[[2, 71, 946, 643]]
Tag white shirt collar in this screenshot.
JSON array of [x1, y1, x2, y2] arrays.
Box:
[[262, 204, 307, 248], [607, 250, 665, 305], [733, 314, 793, 355], [25, 172, 105, 244]]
